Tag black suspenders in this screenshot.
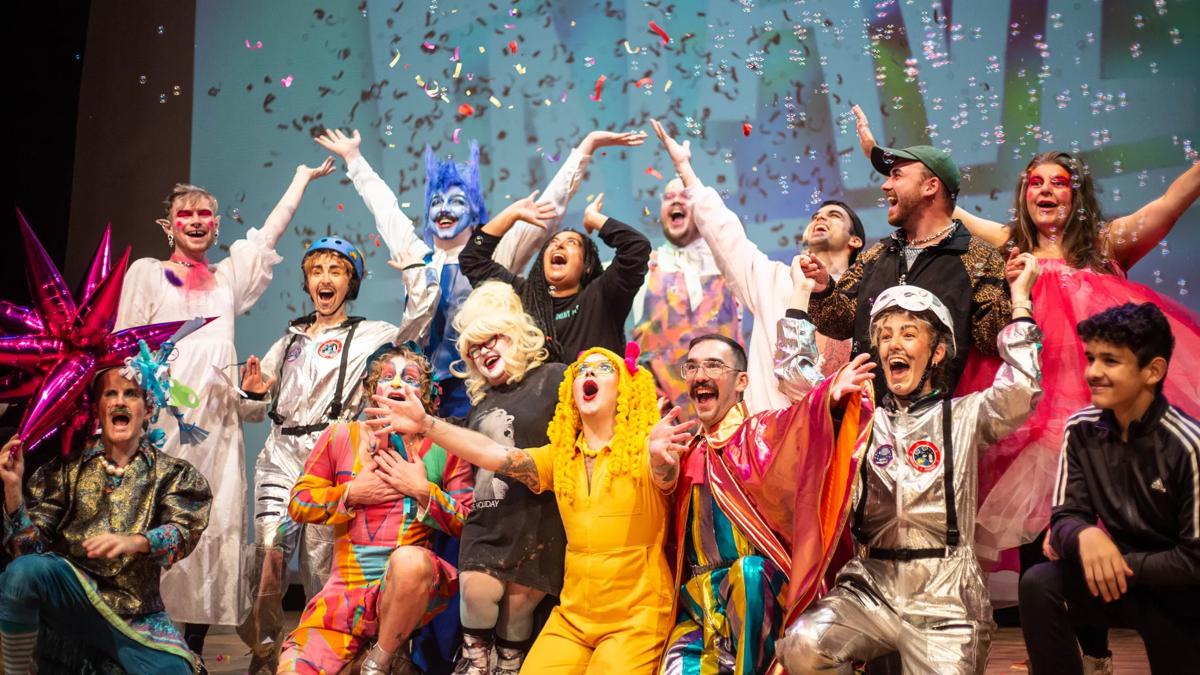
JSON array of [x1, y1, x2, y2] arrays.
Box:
[[267, 317, 363, 432], [853, 397, 959, 558]]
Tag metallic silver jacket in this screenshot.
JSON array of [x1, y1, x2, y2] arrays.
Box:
[[773, 313, 825, 401]]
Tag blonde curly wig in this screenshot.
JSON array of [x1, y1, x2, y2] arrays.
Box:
[[546, 347, 659, 504], [452, 281, 550, 404]]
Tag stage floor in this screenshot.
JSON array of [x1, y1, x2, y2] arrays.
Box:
[[202, 620, 1152, 674]]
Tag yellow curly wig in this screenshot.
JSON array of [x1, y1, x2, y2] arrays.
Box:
[[451, 281, 550, 404], [546, 347, 659, 504]]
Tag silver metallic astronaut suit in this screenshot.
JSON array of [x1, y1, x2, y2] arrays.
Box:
[[777, 286, 1043, 675], [236, 237, 437, 672]]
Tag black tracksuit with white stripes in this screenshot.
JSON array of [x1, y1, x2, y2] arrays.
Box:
[[1020, 393, 1200, 674]]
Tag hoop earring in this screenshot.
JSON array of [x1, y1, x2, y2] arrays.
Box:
[[167, 233, 175, 249]]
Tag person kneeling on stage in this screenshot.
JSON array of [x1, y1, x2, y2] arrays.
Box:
[[0, 367, 212, 674], [777, 252, 1043, 675], [277, 343, 473, 675], [1019, 302, 1200, 674]]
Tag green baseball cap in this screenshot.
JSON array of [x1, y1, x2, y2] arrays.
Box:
[[871, 144, 960, 200]]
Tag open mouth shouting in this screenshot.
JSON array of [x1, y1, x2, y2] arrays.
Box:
[[316, 286, 337, 303], [668, 206, 687, 228], [887, 354, 911, 381], [110, 406, 133, 431], [690, 382, 718, 408], [581, 378, 599, 401], [482, 353, 502, 371], [549, 251, 569, 269], [436, 213, 459, 230]]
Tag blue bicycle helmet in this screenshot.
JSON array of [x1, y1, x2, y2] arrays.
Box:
[[303, 236, 366, 300]]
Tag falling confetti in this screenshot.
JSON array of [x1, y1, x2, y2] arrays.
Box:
[[648, 21, 671, 45], [589, 74, 606, 101], [453, 128, 461, 143], [622, 40, 640, 54], [634, 77, 653, 88], [742, 122, 753, 136], [508, 40, 518, 54], [280, 75, 294, 88], [645, 167, 664, 180], [457, 103, 475, 116], [388, 50, 401, 68], [244, 39, 263, 50]]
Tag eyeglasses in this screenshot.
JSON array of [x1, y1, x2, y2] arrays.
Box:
[[680, 359, 738, 379], [575, 361, 616, 378], [467, 335, 500, 360]]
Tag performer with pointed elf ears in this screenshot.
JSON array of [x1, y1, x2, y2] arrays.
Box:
[[777, 253, 1043, 675], [648, 119, 853, 413], [317, 128, 641, 415], [366, 346, 682, 674], [658, 290, 875, 675], [1, 346, 212, 674], [276, 343, 473, 675], [115, 159, 336, 652], [449, 281, 568, 675], [235, 234, 439, 674]]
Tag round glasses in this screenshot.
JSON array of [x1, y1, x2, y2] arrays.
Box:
[[575, 361, 617, 378], [467, 335, 500, 360]]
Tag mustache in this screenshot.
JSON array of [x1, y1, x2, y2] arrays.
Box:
[[110, 405, 134, 417]]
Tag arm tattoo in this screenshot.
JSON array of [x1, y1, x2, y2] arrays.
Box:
[[652, 460, 679, 488], [498, 449, 541, 491]]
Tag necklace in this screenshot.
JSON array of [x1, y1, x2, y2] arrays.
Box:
[[906, 223, 954, 247], [101, 456, 129, 477]]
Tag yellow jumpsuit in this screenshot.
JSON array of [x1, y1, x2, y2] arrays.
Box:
[[521, 437, 675, 674]]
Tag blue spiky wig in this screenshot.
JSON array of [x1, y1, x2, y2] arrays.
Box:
[[423, 141, 490, 246]]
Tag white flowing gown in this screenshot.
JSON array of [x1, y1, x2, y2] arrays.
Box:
[[116, 228, 281, 625]]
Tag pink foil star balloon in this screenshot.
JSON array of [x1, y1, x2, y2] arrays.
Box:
[[2, 210, 197, 453]]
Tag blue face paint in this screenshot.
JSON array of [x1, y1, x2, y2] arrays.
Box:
[[423, 141, 489, 246], [426, 185, 476, 240]]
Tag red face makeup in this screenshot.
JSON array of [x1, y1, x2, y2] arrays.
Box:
[[1024, 163, 1073, 232]]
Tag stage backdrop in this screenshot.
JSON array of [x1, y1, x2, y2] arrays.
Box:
[[170, 1, 1197, 523]]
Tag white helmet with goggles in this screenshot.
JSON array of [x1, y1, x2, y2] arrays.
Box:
[[869, 285, 956, 359]]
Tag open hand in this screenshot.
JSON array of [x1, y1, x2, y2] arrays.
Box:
[[314, 128, 363, 163], [851, 105, 877, 159], [649, 118, 692, 168], [240, 355, 275, 396], [364, 386, 430, 437], [1078, 526, 1133, 602], [581, 130, 648, 154], [648, 407, 698, 487], [831, 353, 876, 404], [506, 190, 559, 230], [373, 444, 431, 502], [345, 453, 404, 506], [583, 193, 607, 234], [298, 156, 337, 182], [83, 533, 148, 559]]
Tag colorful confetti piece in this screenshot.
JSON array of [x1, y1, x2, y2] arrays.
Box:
[[389, 50, 401, 68], [645, 167, 664, 180], [649, 21, 671, 45], [453, 128, 461, 143], [589, 74, 607, 101], [488, 95, 502, 108], [634, 77, 653, 88], [508, 40, 518, 54], [457, 103, 474, 116], [281, 75, 294, 88], [244, 39, 263, 50], [742, 122, 753, 136], [622, 40, 640, 54]]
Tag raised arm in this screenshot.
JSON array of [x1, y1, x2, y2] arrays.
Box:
[[365, 392, 543, 492], [772, 258, 824, 401], [588, 199, 653, 307], [1107, 161, 1200, 269], [652, 118, 790, 318], [259, 158, 337, 249], [970, 252, 1043, 447], [321, 128, 434, 266]]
